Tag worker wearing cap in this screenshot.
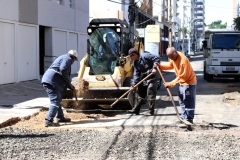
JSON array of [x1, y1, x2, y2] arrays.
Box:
[[154, 47, 197, 124], [128, 48, 160, 115], [42, 50, 78, 127]]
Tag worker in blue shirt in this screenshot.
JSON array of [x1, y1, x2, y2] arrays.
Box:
[[42, 50, 78, 127], [128, 48, 160, 115]]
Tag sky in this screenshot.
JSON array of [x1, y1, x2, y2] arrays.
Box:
[[205, 0, 235, 26]]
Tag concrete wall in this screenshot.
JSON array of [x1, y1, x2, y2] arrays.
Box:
[[19, 0, 38, 24], [38, 0, 89, 32], [0, 0, 19, 21]]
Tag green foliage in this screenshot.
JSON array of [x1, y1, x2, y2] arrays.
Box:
[[233, 17, 240, 31], [178, 27, 189, 34], [207, 20, 227, 29]]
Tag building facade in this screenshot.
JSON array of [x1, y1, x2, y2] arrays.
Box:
[[192, 0, 205, 51], [0, 0, 89, 84]]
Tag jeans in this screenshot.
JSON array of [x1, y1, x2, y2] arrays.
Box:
[[43, 83, 64, 122], [178, 84, 197, 123]]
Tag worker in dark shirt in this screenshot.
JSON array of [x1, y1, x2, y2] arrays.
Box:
[[42, 50, 78, 127], [127, 48, 160, 115]]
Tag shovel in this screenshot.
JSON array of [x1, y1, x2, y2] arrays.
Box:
[[99, 73, 154, 109], [156, 67, 193, 126]]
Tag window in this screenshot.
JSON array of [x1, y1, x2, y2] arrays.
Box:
[[69, 0, 74, 8], [57, 0, 62, 5]]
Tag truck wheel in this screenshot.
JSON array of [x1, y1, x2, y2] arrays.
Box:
[[206, 73, 213, 82], [234, 76, 239, 81]]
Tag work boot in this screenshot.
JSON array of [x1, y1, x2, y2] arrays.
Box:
[[144, 110, 154, 116], [44, 119, 53, 127], [57, 117, 71, 123], [127, 97, 143, 115]]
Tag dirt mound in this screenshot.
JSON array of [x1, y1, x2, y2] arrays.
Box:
[[8, 110, 108, 131], [222, 91, 240, 107]]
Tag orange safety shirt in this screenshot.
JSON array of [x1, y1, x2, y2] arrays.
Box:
[[159, 52, 196, 88]]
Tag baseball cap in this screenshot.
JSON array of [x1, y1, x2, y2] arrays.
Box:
[[128, 48, 138, 56]]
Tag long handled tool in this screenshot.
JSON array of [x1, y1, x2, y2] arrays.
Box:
[[156, 67, 193, 126], [99, 73, 154, 109]]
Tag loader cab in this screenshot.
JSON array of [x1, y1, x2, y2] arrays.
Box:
[[87, 18, 132, 75]]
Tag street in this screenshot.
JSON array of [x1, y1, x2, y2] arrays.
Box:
[[1, 54, 240, 159]]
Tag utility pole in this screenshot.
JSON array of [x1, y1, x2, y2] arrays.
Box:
[[168, 0, 173, 47], [128, 0, 135, 42]]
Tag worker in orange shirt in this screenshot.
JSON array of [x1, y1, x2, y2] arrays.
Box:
[[154, 47, 197, 125]]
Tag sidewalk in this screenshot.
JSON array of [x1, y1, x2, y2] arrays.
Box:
[[0, 80, 49, 126]]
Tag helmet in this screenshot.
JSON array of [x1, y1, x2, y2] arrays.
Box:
[[68, 50, 78, 61]]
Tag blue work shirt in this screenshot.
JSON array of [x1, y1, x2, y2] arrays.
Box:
[[133, 51, 160, 86], [41, 54, 73, 92]]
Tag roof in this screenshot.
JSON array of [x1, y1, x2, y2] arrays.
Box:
[[89, 18, 128, 27]]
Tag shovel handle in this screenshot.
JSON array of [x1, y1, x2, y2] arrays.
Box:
[[111, 73, 154, 107]]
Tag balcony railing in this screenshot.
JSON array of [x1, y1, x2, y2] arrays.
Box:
[[194, 5, 204, 10], [194, 0, 203, 3], [194, 11, 204, 15]]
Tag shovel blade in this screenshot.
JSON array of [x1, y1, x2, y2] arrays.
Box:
[[98, 104, 113, 109]]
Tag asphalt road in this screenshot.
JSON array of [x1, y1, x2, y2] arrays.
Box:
[[1, 54, 240, 128]]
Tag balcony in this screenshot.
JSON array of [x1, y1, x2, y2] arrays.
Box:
[[194, 0, 203, 5], [172, 16, 181, 25], [194, 5, 204, 11], [194, 21, 204, 27], [194, 11, 204, 16], [195, 16, 204, 21]]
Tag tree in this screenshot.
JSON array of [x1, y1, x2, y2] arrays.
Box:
[[207, 20, 227, 29], [178, 27, 189, 53], [233, 17, 240, 31]]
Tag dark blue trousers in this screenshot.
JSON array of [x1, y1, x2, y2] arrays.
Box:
[[178, 84, 197, 123], [43, 83, 64, 122]]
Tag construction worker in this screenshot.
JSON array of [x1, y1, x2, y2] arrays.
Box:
[[98, 33, 119, 73], [154, 47, 197, 124], [127, 48, 160, 115], [42, 50, 78, 127]]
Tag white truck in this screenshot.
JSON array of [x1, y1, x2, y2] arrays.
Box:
[[203, 29, 240, 82]]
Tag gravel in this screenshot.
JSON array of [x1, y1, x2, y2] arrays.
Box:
[[1, 126, 240, 160]]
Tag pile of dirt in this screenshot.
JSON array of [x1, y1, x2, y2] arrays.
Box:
[[9, 110, 108, 131], [222, 91, 240, 107]]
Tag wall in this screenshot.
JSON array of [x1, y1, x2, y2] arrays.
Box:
[[0, 0, 19, 21], [19, 0, 38, 24], [38, 0, 89, 33]]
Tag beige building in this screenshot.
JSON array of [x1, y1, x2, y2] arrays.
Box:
[[0, 0, 89, 85]]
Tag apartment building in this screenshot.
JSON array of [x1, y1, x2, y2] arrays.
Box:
[[193, 0, 205, 51], [0, 0, 89, 85]]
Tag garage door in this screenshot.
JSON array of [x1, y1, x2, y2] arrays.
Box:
[[0, 21, 15, 84], [18, 24, 37, 81]]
